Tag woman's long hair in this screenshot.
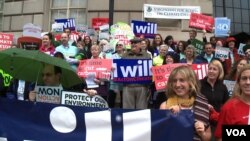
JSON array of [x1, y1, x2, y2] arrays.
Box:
[[232, 64, 250, 98], [166, 65, 200, 98]]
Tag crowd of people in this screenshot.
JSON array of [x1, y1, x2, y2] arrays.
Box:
[[1, 28, 250, 141]]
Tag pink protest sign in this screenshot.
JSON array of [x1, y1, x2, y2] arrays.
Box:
[[77, 59, 112, 80], [0, 33, 13, 51]]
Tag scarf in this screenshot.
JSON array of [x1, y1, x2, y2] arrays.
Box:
[[166, 96, 195, 108]]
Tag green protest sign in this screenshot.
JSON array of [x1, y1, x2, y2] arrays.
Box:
[[191, 39, 204, 55]]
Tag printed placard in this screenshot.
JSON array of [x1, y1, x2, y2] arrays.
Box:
[[192, 64, 208, 80], [23, 23, 42, 38], [152, 64, 184, 91], [144, 4, 200, 19], [112, 59, 152, 84], [189, 13, 214, 32], [51, 23, 64, 33], [77, 59, 112, 80], [131, 20, 157, 38], [35, 86, 63, 104], [191, 39, 204, 55], [55, 18, 76, 31], [0, 33, 14, 51], [215, 17, 231, 37], [92, 18, 109, 30], [238, 43, 246, 56], [215, 46, 230, 59], [61, 91, 109, 108], [223, 80, 236, 97]]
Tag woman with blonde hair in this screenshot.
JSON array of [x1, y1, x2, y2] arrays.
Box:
[[160, 65, 211, 141], [215, 64, 250, 141], [179, 44, 201, 64], [200, 59, 229, 141]]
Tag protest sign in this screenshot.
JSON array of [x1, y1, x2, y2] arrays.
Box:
[[110, 22, 135, 50], [189, 13, 214, 32], [192, 64, 208, 80], [77, 59, 112, 80], [191, 39, 204, 55], [52, 22, 64, 33], [131, 20, 157, 38], [238, 43, 246, 56], [76, 24, 88, 33], [215, 46, 230, 59], [112, 59, 152, 84], [35, 86, 63, 104], [55, 18, 76, 31], [151, 64, 208, 91], [152, 64, 184, 91], [0, 98, 194, 141], [92, 18, 109, 30], [144, 4, 200, 19], [23, 23, 42, 38], [0, 33, 13, 51], [214, 17, 231, 37], [61, 91, 109, 108], [223, 80, 236, 97]]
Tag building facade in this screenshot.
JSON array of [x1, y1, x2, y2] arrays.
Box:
[[0, 0, 249, 42]]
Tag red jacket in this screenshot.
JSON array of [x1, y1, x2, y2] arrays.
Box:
[[224, 48, 240, 75]]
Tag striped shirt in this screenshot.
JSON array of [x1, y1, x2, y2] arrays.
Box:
[[193, 94, 210, 141]]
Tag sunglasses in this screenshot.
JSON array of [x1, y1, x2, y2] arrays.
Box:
[[116, 44, 123, 46]]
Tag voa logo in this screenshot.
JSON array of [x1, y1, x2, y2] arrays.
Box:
[[226, 129, 246, 136]]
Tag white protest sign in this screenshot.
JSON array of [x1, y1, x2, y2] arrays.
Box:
[[61, 91, 109, 108], [238, 43, 246, 56], [99, 24, 109, 32], [223, 80, 236, 97], [35, 86, 63, 104], [23, 23, 42, 38], [144, 4, 200, 19], [52, 22, 64, 33], [215, 46, 230, 59]]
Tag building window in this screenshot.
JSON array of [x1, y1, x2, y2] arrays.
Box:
[[0, 0, 3, 31], [50, 0, 87, 30], [213, 0, 250, 34]]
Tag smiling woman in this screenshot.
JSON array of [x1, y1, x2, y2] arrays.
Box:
[[200, 59, 229, 141], [160, 65, 211, 141], [215, 64, 250, 141]]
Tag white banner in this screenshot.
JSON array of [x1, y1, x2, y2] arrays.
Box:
[[144, 4, 200, 19]]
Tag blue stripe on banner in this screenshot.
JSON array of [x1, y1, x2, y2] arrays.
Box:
[[0, 98, 194, 141], [111, 109, 124, 141], [151, 109, 194, 141]]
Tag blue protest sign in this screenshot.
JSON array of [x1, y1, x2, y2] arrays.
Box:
[[55, 18, 76, 31], [215, 17, 231, 37], [0, 98, 194, 141], [112, 59, 152, 84], [131, 20, 157, 38]]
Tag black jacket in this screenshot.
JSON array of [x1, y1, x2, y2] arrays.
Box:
[[200, 77, 229, 112]]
